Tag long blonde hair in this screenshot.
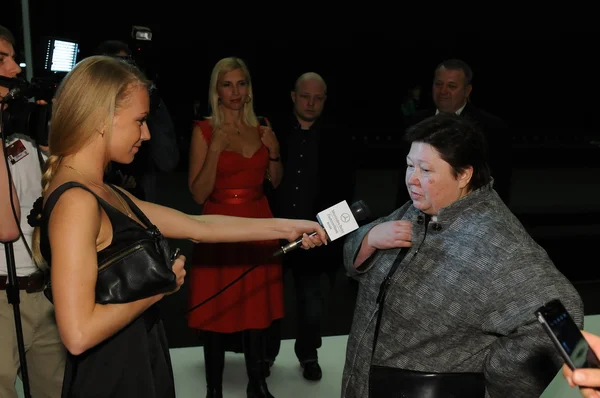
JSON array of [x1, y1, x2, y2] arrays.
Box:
[[32, 55, 148, 265], [207, 57, 258, 129]]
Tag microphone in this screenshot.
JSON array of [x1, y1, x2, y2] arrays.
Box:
[[272, 200, 371, 257]]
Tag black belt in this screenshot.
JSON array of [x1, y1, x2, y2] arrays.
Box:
[[0, 271, 47, 293], [369, 366, 485, 398]]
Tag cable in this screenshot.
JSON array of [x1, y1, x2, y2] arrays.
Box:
[[185, 263, 261, 314]]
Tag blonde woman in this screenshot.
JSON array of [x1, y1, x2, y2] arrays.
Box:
[[31, 55, 326, 398], [187, 57, 284, 398]]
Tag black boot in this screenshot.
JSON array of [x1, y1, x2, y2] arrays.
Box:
[[203, 331, 225, 398], [243, 329, 274, 398]]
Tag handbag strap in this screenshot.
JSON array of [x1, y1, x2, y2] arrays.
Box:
[[44, 182, 154, 231], [371, 213, 431, 357], [107, 183, 155, 230], [372, 247, 409, 356], [43, 181, 114, 221]]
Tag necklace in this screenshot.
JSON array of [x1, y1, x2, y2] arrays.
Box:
[[64, 164, 133, 219], [225, 121, 242, 135]]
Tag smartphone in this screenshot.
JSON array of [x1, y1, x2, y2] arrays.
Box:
[[535, 299, 600, 370], [170, 248, 180, 264]]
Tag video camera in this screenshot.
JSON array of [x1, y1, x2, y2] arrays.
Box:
[[0, 75, 58, 146]]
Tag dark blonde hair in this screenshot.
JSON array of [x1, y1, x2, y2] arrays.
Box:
[[32, 55, 149, 265]]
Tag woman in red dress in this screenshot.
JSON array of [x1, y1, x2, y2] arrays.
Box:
[[187, 57, 284, 398]]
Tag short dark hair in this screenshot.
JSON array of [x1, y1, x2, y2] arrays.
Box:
[[94, 40, 131, 56], [0, 25, 16, 47], [404, 113, 491, 191], [435, 59, 473, 86]]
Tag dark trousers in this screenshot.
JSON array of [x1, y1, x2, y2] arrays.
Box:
[[265, 248, 338, 363], [203, 329, 271, 395]]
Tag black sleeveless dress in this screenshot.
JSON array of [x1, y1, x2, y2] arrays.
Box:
[[40, 182, 175, 398]]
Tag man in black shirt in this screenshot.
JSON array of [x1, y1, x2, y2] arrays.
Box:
[[266, 72, 355, 381]]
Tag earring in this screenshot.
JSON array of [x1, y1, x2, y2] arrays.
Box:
[[218, 98, 222, 104], [245, 95, 252, 104]]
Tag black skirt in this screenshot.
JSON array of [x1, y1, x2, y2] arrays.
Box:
[[61, 306, 175, 398]]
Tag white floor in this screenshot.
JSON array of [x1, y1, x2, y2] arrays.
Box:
[[170, 335, 347, 397], [16, 335, 348, 398], [15, 332, 587, 398]]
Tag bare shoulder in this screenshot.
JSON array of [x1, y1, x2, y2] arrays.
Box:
[[46, 184, 102, 233]]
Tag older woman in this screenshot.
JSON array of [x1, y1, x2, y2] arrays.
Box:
[[341, 113, 583, 398]]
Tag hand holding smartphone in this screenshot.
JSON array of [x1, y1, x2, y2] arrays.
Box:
[[536, 299, 600, 370]]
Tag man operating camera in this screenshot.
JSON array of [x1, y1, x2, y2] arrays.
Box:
[[0, 24, 65, 398]]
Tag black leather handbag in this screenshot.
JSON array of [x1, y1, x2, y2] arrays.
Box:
[[368, 246, 485, 398], [43, 183, 177, 304], [93, 225, 177, 304]]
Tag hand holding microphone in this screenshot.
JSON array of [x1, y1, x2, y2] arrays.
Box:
[[296, 231, 328, 250], [286, 220, 328, 251], [273, 200, 371, 257], [272, 229, 324, 257]]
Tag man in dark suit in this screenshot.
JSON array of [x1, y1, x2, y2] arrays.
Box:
[[399, 59, 512, 207], [266, 72, 355, 382]]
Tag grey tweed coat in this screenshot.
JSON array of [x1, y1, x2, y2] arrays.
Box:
[[341, 184, 583, 398]]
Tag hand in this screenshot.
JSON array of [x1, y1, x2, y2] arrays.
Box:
[[366, 220, 412, 250], [165, 255, 187, 295], [259, 126, 279, 156], [563, 331, 600, 396], [209, 127, 230, 153], [286, 220, 328, 248], [298, 232, 327, 250]]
